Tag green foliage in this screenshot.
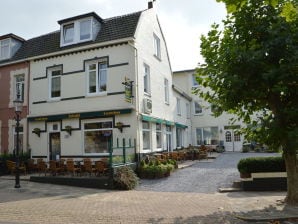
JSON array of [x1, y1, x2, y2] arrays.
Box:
[[197, 0, 298, 151], [237, 156, 286, 174], [137, 159, 175, 179], [113, 166, 139, 190]]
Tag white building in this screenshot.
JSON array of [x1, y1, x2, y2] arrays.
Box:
[[18, 6, 191, 161], [173, 69, 245, 152]]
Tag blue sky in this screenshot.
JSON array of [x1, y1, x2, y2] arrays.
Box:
[[0, 0, 226, 71]]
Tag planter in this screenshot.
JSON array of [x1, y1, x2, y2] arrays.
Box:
[[240, 173, 251, 178]]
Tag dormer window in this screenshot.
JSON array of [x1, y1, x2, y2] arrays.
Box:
[[0, 34, 24, 61], [63, 23, 74, 44], [0, 39, 10, 60], [58, 12, 102, 47]]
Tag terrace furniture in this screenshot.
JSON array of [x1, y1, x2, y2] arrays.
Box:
[[6, 160, 26, 175], [95, 161, 108, 176], [66, 159, 81, 176]]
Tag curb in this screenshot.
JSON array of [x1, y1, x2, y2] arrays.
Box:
[[234, 214, 298, 223]]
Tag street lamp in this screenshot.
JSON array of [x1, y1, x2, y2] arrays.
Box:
[[13, 98, 23, 188]]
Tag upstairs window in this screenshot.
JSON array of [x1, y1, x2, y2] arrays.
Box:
[[87, 61, 107, 95], [61, 18, 93, 46], [63, 23, 74, 44], [0, 39, 10, 60], [194, 102, 203, 114], [143, 64, 150, 94], [48, 66, 62, 100], [15, 75, 24, 101], [164, 78, 169, 104], [153, 34, 161, 59], [176, 98, 181, 116], [80, 19, 91, 40], [192, 74, 199, 87]]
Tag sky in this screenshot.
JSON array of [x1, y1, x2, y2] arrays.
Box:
[[0, 0, 226, 71]]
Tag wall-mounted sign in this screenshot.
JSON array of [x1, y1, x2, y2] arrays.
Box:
[[122, 77, 134, 103]]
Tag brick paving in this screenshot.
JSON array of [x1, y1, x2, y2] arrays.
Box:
[[0, 152, 297, 224]]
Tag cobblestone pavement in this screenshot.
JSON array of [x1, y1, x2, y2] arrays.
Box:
[[136, 152, 279, 193], [0, 152, 297, 224]]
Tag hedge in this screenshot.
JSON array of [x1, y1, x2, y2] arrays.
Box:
[[237, 156, 286, 174]]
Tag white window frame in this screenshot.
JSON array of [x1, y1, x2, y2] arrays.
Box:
[[86, 60, 108, 96], [15, 74, 25, 101], [194, 101, 203, 115], [176, 98, 181, 116], [176, 128, 183, 148], [142, 121, 151, 151], [196, 127, 219, 145], [186, 103, 190, 119], [83, 120, 113, 155], [164, 78, 169, 104], [60, 17, 93, 47], [143, 64, 150, 94], [153, 33, 161, 59], [192, 74, 199, 87], [0, 38, 11, 60], [156, 123, 162, 149], [48, 66, 62, 100]]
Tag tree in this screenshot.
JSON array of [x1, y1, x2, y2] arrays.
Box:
[[196, 0, 298, 204]]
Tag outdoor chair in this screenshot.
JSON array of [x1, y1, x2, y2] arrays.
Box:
[[95, 161, 108, 176], [27, 159, 38, 173], [66, 160, 81, 176], [6, 160, 26, 175], [37, 160, 48, 176], [83, 159, 96, 176], [49, 160, 62, 176]]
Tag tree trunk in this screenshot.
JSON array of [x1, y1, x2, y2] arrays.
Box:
[[284, 143, 298, 205]]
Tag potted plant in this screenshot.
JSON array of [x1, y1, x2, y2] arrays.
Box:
[[65, 125, 72, 136], [32, 128, 41, 137]]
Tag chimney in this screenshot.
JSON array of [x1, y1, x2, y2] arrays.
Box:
[[148, 1, 153, 9]]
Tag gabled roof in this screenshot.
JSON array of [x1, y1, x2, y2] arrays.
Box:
[[57, 12, 103, 24], [5, 11, 142, 63]]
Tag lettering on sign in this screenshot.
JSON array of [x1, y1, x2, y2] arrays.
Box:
[[68, 114, 80, 118], [104, 111, 121, 116]]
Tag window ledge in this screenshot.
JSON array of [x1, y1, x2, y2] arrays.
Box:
[[86, 92, 108, 98]]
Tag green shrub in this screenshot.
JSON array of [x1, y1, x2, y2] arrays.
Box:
[[237, 157, 286, 174], [113, 166, 139, 190]]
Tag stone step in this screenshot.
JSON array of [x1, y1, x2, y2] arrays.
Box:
[[218, 187, 242, 193]]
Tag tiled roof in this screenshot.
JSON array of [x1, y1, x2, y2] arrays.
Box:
[[6, 11, 142, 63]]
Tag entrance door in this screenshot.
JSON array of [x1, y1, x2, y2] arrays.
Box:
[[49, 133, 61, 160], [224, 130, 242, 152]]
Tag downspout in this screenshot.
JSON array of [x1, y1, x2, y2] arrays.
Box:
[[128, 41, 141, 162], [26, 61, 30, 156]]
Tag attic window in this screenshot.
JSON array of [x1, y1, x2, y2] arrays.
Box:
[[0, 39, 10, 60], [60, 18, 93, 46]]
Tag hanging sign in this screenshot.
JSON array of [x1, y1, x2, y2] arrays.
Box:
[[122, 77, 134, 103]]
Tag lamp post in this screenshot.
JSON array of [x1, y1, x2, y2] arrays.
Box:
[[13, 98, 23, 188]]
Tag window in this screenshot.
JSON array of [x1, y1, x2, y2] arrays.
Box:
[[176, 98, 181, 115], [63, 23, 74, 44], [176, 128, 183, 148], [156, 123, 162, 148], [49, 66, 62, 99], [164, 78, 169, 104], [87, 61, 107, 95], [166, 125, 172, 151], [234, 132, 241, 141], [143, 64, 150, 94], [84, 121, 112, 154], [153, 34, 161, 59], [61, 18, 93, 46], [80, 19, 91, 40], [15, 75, 24, 101], [0, 39, 10, 60], [194, 102, 202, 114], [225, 131, 232, 142], [192, 74, 199, 87], [196, 127, 219, 145], [186, 103, 190, 119], [142, 121, 151, 150], [13, 126, 23, 153]]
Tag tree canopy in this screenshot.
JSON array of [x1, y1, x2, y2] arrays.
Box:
[[196, 0, 298, 204]]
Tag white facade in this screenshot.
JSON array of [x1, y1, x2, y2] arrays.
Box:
[[28, 9, 191, 161], [173, 69, 245, 152]]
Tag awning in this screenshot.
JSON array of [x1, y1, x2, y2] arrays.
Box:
[[175, 122, 188, 128], [141, 114, 186, 127]]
